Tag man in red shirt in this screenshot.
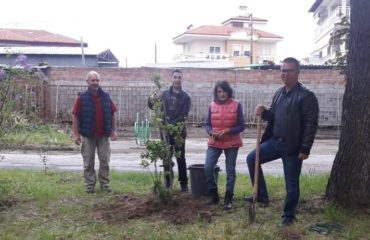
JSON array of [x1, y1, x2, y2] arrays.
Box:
[[72, 71, 118, 193]]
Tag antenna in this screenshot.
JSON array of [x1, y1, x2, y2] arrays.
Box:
[[81, 37, 85, 66]]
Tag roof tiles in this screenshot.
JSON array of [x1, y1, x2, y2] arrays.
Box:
[[0, 28, 83, 46], [180, 25, 282, 39]]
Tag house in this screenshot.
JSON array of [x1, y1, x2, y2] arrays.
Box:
[[172, 15, 282, 68], [0, 28, 119, 67], [309, 0, 350, 64]]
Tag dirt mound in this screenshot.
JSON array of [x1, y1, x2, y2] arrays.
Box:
[[94, 193, 219, 225]]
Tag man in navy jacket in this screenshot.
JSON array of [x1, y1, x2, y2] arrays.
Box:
[[148, 69, 191, 192]]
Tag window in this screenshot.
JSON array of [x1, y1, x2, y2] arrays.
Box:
[[209, 46, 221, 59], [232, 22, 243, 27], [233, 44, 241, 57], [243, 44, 251, 57], [257, 46, 272, 60], [209, 46, 220, 54]]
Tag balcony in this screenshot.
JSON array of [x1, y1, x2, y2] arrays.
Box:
[[313, 6, 350, 42], [173, 53, 230, 62]]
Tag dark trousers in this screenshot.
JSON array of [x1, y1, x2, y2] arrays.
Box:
[[164, 135, 188, 186], [246, 138, 302, 218]]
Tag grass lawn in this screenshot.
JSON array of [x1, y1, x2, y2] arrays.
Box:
[[0, 169, 369, 240], [1, 124, 73, 148]]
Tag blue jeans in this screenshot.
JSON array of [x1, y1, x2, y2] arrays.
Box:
[[246, 138, 302, 218], [205, 147, 239, 193]]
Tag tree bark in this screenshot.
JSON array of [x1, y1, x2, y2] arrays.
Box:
[[325, 0, 370, 208]]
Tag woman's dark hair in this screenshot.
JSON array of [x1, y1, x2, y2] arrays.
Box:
[[213, 80, 233, 102]]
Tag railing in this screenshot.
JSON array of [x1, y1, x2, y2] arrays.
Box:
[[206, 54, 228, 60], [174, 53, 229, 62], [314, 6, 350, 42], [42, 84, 343, 128]]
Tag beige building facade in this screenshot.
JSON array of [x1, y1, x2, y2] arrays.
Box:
[[172, 16, 282, 68]]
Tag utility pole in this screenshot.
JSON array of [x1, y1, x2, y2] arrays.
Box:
[[248, 12, 253, 64], [80, 37, 85, 66], [239, 5, 253, 64]]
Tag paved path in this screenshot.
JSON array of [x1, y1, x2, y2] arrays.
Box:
[[0, 138, 338, 176]]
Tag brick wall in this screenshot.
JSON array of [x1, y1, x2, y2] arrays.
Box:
[[44, 67, 345, 126], [46, 66, 345, 85]]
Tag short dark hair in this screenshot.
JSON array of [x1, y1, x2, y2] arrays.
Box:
[[213, 80, 233, 102], [172, 69, 183, 76], [282, 57, 300, 71]]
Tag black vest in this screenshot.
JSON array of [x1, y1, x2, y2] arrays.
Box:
[[79, 88, 112, 137]]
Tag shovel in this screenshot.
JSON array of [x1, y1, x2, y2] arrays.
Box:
[[248, 115, 262, 224]]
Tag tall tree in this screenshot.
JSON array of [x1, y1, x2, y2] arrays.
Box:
[[325, 0, 370, 208]]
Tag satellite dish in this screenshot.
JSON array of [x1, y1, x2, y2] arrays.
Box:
[[187, 24, 193, 30]]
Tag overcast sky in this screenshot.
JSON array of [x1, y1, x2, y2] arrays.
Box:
[[1, 0, 316, 67]]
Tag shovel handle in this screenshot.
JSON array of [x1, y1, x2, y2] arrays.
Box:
[[253, 115, 262, 203]]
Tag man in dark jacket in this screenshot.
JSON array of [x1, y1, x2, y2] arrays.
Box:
[[72, 71, 118, 194], [245, 57, 319, 226], [148, 69, 191, 192]]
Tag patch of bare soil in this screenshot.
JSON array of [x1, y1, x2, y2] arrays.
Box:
[[279, 229, 304, 240], [0, 197, 18, 212], [298, 196, 327, 214], [94, 193, 219, 225]]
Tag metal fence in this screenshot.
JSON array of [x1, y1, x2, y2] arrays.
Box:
[[46, 83, 344, 128]]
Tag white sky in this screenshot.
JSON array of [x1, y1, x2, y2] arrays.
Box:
[[0, 0, 316, 67]]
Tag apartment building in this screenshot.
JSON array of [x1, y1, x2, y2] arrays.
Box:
[[309, 0, 350, 64], [172, 16, 282, 68]]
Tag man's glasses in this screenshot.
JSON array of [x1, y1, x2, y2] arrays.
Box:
[[281, 69, 296, 73], [173, 76, 182, 80]]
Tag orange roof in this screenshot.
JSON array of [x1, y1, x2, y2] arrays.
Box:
[[253, 29, 283, 39], [175, 25, 282, 39], [185, 25, 243, 36], [0, 28, 85, 46]]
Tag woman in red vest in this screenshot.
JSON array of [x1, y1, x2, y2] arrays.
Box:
[[204, 80, 245, 209]]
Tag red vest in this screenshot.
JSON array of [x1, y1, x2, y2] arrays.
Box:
[[208, 99, 243, 149]]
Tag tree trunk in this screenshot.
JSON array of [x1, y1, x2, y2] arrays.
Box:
[[325, 0, 370, 209]]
